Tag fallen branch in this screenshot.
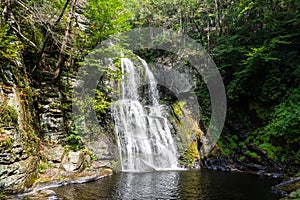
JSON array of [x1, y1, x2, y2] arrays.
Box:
[[10, 25, 38, 49]]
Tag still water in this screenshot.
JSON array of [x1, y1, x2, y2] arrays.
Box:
[[53, 170, 280, 200]]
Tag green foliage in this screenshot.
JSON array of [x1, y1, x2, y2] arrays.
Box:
[[264, 94, 300, 138], [211, 0, 300, 173], [0, 0, 299, 176], [254, 88, 300, 171], [38, 162, 47, 174], [258, 143, 277, 160], [0, 101, 18, 127], [217, 134, 239, 157], [289, 189, 300, 199], [0, 136, 14, 149], [94, 89, 111, 115], [66, 118, 84, 151], [84, 0, 132, 46], [245, 150, 259, 159], [0, 25, 22, 62]]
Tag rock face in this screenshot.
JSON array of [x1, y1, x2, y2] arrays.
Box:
[[0, 59, 39, 193], [148, 56, 206, 167], [169, 104, 204, 167], [38, 74, 66, 144], [0, 2, 118, 194], [85, 133, 118, 169]]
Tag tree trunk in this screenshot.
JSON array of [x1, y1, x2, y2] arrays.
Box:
[[54, 0, 77, 79], [33, 0, 71, 73], [207, 21, 210, 52], [214, 0, 222, 37]]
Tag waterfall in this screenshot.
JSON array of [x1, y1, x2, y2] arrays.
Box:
[[112, 57, 179, 171]]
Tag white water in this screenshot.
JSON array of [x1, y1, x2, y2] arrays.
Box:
[[112, 57, 180, 172]]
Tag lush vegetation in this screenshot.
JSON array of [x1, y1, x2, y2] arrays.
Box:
[[0, 0, 299, 174]]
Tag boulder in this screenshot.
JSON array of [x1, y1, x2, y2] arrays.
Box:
[[43, 145, 64, 164], [61, 151, 85, 172]]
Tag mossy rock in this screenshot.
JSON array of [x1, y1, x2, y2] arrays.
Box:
[[180, 141, 200, 167], [0, 135, 14, 149], [277, 178, 300, 193], [0, 101, 18, 127]]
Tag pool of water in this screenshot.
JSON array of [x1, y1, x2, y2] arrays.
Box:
[[53, 170, 281, 200]]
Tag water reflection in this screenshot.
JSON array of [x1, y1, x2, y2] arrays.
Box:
[[113, 171, 180, 199], [53, 170, 280, 200]]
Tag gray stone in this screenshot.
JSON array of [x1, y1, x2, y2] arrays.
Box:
[[86, 135, 118, 169], [38, 82, 66, 144], [0, 156, 38, 193], [62, 151, 85, 172], [21, 189, 57, 200], [38, 189, 56, 197], [43, 145, 65, 163]]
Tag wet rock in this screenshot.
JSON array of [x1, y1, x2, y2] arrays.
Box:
[[257, 169, 266, 175], [272, 177, 300, 197], [88, 135, 118, 169], [102, 168, 113, 176], [19, 189, 57, 200]]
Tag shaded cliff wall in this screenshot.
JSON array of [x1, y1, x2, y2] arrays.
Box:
[[0, 54, 39, 193]]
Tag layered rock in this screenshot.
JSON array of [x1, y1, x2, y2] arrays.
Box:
[[0, 57, 39, 193], [38, 73, 66, 144]]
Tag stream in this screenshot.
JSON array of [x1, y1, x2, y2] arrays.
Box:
[[53, 169, 281, 200]]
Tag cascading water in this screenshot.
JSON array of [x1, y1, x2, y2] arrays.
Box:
[[112, 57, 179, 172]]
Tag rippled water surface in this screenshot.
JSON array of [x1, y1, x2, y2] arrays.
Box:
[[53, 170, 280, 200]]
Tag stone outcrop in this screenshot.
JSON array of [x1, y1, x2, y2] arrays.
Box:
[[0, 57, 39, 193], [272, 177, 300, 197], [38, 74, 66, 144]]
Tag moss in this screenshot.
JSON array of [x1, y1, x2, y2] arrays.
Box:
[[20, 129, 39, 156], [258, 142, 277, 160], [0, 136, 14, 149], [172, 101, 186, 118], [24, 172, 38, 189], [245, 150, 260, 159], [0, 101, 18, 127], [50, 102, 61, 109], [180, 141, 200, 167]]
